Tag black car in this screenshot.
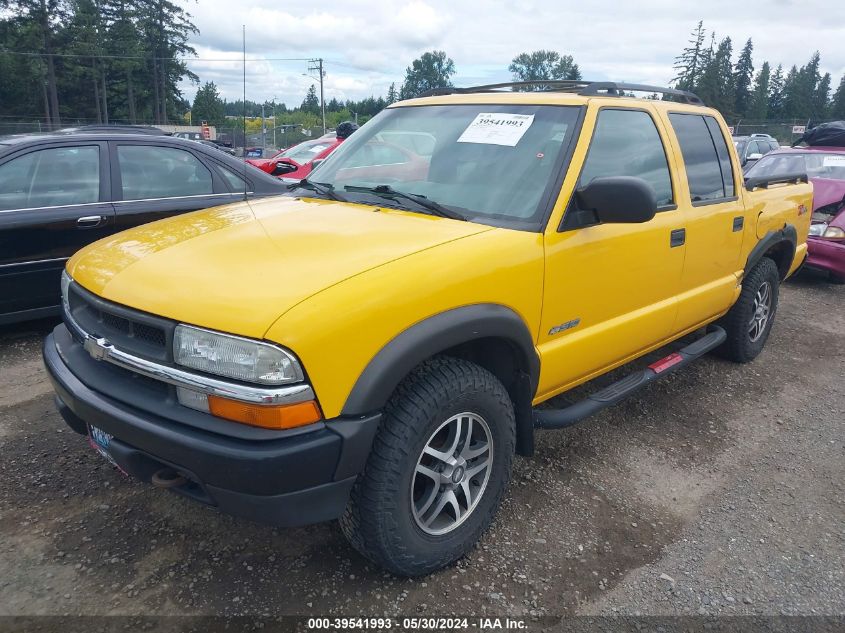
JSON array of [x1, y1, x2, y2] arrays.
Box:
[[732, 133, 780, 170], [0, 131, 289, 325]]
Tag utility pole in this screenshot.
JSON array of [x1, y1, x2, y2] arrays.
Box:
[[261, 103, 266, 152], [309, 58, 326, 134]]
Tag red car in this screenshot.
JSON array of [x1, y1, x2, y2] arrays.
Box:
[[246, 136, 343, 182], [745, 146, 845, 283]]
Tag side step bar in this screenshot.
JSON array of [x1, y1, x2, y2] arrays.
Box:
[[534, 326, 726, 430]]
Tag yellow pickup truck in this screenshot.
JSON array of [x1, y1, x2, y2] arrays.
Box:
[[44, 81, 811, 576]]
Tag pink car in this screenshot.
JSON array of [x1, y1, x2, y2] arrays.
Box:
[[745, 146, 845, 283]]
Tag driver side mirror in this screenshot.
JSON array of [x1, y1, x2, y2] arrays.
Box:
[[575, 176, 657, 224], [272, 161, 298, 176], [747, 152, 763, 161]]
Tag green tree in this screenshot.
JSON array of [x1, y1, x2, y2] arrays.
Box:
[[812, 72, 831, 121], [673, 21, 706, 90], [301, 84, 319, 115], [748, 61, 770, 120], [768, 64, 785, 118], [696, 36, 734, 117], [399, 50, 455, 100], [191, 81, 223, 126], [508, 49, 581, 90], [4, 0, 69, 127], [832, 74, 845, 119], [386, 82, 398, 105], [733, 38, 754, 118]]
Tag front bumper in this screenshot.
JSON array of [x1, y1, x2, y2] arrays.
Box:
[[806, 236, 845, 278], [44, 325, 381, 527]]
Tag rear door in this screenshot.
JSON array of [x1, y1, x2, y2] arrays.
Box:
[[0, 142, 113, 320], [110, 141, 241, 233], [666, 112, 746, 332]]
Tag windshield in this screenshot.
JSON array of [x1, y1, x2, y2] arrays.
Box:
[[280, 139, 334, 163], [305, 104, 581, 227], [746, 151, 845, 181]]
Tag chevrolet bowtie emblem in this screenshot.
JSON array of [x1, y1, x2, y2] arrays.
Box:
[[84, 337, 110, 361]]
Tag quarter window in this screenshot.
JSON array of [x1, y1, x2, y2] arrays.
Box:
[[669, 113, 735, 202], [218, 165, 249, 192], [579, 109, 674, 208], [117, 145, 213, 200], [0, 145, 100, 211]]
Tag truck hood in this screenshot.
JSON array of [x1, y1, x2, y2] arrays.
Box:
[[67, 196, 493, 338], [811, 177, 845, 211]]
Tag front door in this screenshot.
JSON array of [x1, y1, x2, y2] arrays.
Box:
[[537, 106, 686, 401], [0, 142, 114, 320]]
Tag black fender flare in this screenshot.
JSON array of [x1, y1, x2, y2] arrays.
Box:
[[745, 224, 797, 279], [341, 304, 540, 416]]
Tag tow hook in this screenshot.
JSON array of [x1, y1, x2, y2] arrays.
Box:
[[151, 468, 188, 489]]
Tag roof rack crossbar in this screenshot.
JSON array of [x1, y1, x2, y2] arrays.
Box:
[[419, 80, 704, 105]]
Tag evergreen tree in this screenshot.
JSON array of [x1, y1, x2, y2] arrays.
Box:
[[301, 85, 319, 114], [781, 65, 800, 118], [673, 20, 706, 90], [768, 64, 785, 119], [813, 72, 831, 121], [696, 36, 734, 117], [386, 82, 398, 105], [748, 61, 770, 120], [832, 74, 845, 119], [191, 81, 223, 126], [733, 38, 754, 118], [399, 50, 455, 100]]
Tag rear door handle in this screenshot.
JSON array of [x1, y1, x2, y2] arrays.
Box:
[[77, 215, 105, 228], [670, 228, 686, 248], [733, 216, 744, 232]]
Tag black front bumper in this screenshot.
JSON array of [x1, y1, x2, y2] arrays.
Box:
[[44, 326, 381, 527]]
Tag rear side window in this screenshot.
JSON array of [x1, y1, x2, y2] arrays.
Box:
[[579, 109, 673, 207], [0, 145, 99, 211], [669, 113, 735, 203], [217, 165, 248, 192], [117, 145, 213, 200]]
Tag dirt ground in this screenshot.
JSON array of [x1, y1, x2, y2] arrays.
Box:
[[0, 269, 843, 623]]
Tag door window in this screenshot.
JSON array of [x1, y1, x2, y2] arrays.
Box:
[[117, 145, 213, 200], [0, 146, 100, 211], [579, 109, 674, 208], [670, 113, 735, 202]]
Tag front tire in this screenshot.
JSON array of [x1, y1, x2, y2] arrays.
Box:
[[717, 257, 780, 363], [340, 357, 515, 576]]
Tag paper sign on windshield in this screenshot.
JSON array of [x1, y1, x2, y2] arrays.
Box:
[[458, 113, 535, 146], [822, 155, 845, 167]]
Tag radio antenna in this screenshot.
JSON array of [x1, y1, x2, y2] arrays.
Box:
[[242, 24, 248, 201]]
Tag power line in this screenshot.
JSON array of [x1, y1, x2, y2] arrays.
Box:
[[0, 49, 314, 62]]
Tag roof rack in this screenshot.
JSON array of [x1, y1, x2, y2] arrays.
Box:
[[420, 80, 704, 105], [58, 124, 166, 136]]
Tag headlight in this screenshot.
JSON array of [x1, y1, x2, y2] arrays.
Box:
[[61, 270, 71, 314], [809, 223, 828, 237], [823, 226, 845, 239], [173, 325, 304, 385]]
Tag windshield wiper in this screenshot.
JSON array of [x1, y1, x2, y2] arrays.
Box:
[[288, 178, 348, 202], [344, 184, 466, 221]]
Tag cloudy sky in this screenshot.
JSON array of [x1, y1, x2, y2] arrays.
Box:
[[179, 0, 845, 107]]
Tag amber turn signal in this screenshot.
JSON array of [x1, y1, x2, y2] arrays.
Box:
[[207, 396, 322, 430]]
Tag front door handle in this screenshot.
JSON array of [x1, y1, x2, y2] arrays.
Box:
[[733, 216, 744, 232], [77, 215, 105, 228], [670, 228, 686, 248]]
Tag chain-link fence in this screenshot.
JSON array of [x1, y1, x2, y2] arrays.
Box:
[[727, 119, 835, 145]]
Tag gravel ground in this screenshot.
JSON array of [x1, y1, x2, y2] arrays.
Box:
[[0, 269, 842, 622]]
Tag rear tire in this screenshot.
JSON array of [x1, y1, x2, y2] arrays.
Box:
[[340, 357, 515, 576], [717, 257, 780, 363]]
